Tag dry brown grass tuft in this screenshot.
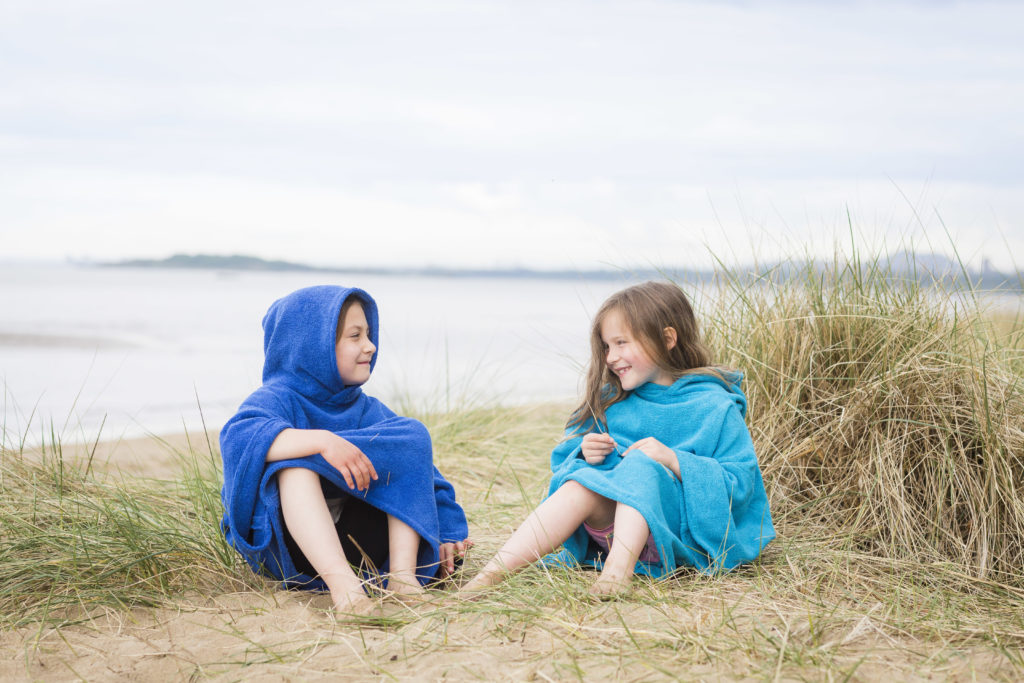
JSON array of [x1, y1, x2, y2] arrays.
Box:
[[704, 256, 1024, 584]]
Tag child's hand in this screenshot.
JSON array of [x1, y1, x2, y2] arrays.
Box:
[[623, 437, 681, 479], [320, 433, 378, 491], [581, 432, 617, 464], [438, 539, 473, 577]]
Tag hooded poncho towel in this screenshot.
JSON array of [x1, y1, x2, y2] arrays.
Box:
[[220, 285, 468, 589], [546, 372, 774, 576]]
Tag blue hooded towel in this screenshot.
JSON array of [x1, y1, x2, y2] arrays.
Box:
[[546, 372, 775, 577], [219, 285, 468, 589]]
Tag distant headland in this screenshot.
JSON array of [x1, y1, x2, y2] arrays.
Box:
[[107, 253, 320, 272], [99, 252, 1022, 290], [100, 253, 696, 281]]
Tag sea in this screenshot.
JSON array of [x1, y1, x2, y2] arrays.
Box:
[[5, 263, 1019, 449], [0, 264, 654, 447]]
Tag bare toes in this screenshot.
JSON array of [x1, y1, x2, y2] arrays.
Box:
[[589, 574, 631, 599], [333, 592, 378, 616]]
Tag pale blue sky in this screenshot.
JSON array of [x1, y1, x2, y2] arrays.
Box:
[[2, 0, 1021, 270]]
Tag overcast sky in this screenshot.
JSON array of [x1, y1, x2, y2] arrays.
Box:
[[2, 0, 1021, 271]]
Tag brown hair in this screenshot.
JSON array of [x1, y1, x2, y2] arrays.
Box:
[[567, 280, 722, 433], [335, 297, 363, 343]]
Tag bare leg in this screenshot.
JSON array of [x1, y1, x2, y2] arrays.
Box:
[[278, 468, 375, 614], [462, 481, 616, 590], [386, 514, 426, 597], [589, 502, 649, 597]]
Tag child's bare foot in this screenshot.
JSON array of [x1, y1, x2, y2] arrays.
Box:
[[589, 570, 632, 598], [460, 569, 502, 594], [331, 587, 378, 615], [324, 571, 378, 616], [387, 574, 427, 602]]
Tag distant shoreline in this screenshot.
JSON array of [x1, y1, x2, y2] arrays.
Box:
[[94, 252, 1024, 290], [97, 253, 709, 282]]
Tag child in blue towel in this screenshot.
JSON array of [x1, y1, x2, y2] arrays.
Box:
[[220, 285, 470, 613], [463, 281, 774, 596]]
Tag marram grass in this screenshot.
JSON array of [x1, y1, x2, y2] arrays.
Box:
[[703, 254, 1024, 584], [0, 437, 255, 628]]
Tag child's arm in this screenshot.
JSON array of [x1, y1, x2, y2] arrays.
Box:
[[266, 428, 379, 491]]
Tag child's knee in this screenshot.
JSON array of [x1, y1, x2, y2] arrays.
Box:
[[408, 418, 430, 441], [613, 500, 645, 523], [558, 479, 585, 496], [277, 466, 321, 494], [559, 479, 603, 504]]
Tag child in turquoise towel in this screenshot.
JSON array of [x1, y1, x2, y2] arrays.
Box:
[[463, 281, 774, 596]]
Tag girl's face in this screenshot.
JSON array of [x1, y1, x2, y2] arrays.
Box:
[[600, 308, 674, 390], [335, 302, 376, 385]]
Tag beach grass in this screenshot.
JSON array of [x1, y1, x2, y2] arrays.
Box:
[[2, 253, 1024, 679], [704, 252, 1024, 586], [0, 433, 257, 631]]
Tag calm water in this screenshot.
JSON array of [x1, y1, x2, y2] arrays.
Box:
[[1, 264, 653, 445], [9, 265, 1015, 448]]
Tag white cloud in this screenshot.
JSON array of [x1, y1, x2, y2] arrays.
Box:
[[1, 1, 1021, 270]]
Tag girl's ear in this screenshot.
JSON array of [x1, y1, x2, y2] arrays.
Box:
[[663, 326, 678, 351]]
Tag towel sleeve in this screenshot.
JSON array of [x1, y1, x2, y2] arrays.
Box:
[[433, 466, 469, 543], [219, 395, 294, 554], [673, 403, 774, 571], [550, 433, 585, 471]]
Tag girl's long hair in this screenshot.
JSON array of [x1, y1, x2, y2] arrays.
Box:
[[567, 280, 722, 433]]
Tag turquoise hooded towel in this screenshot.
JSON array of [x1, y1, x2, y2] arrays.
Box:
[[219, 285, 468, 589], [546, 372, 774, 576]]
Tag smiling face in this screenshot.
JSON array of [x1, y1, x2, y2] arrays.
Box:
[[335, 300, 376, 386], [600, 308, 674, 391]]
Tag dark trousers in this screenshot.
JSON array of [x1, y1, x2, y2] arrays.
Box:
[[283, 495, 390, 579]]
